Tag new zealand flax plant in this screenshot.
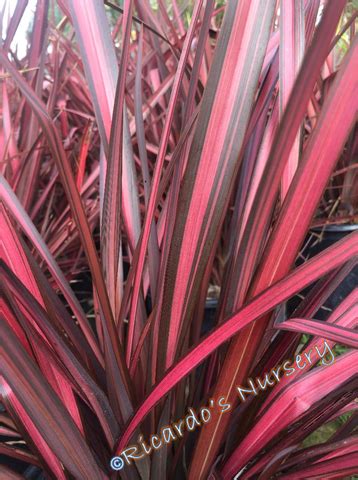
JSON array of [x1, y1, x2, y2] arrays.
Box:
[[0, 0, 357, 479]]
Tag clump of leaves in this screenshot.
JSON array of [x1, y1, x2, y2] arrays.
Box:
[[0, 0, 357, 479]]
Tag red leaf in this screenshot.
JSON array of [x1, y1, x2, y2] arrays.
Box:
[[0, 319, 107, 479], [116, 231, 358, 452], [276, 317, 358, 348], [221, 352, 358, 478]]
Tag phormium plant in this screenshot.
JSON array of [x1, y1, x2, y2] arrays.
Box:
[[0, 0, 357, 479]]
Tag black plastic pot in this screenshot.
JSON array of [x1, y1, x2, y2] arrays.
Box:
[[202, 298, 218, 334], [298, 224, 358, 262], [288, 224, 358, 319], [203, 225, 358, 324]]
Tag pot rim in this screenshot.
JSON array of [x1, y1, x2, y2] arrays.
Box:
[[311, 224, 358, 232]]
